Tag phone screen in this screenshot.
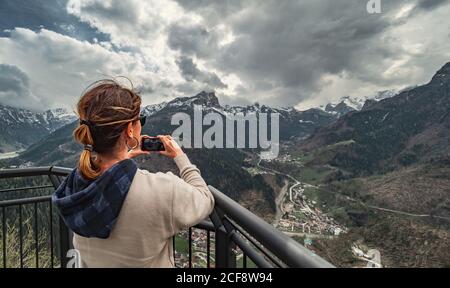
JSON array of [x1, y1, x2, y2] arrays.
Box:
[[141, 137, 165, 151]]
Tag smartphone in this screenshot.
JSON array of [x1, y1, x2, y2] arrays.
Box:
[[141, 137, 165, 151]]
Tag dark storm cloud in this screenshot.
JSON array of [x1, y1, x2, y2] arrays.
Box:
[[0, 64, 46, 110], [0, 0, 109, 42], [417, 0, 448, 10], [221, 1, 406, 103], [0, 64, 29, 94], [67, 0, 165, 40], [76, 0, 139, 23], [168, 0, 418, 106], [167, 22, 219, 58], [176, 56, 227, 89]]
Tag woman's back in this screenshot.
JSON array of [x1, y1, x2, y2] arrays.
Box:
[[58, 154, 214, 268]]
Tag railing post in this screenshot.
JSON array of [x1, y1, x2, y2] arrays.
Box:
[[48, 171, 73, 268], [211, 207, 236, 268], [59, 216, 72, 268], [215, 226, 236, 268]]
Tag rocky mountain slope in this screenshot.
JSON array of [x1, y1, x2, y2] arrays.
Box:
[[300, 62, 450, 176], [279, 62, 450, 267], [318, 89, 400, 118], [0, 105, 76, 153]]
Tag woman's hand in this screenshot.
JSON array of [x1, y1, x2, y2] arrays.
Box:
[[127, 135, 151, 158], [158, 135, 184, 159]]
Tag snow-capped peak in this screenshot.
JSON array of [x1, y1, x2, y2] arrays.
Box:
[[141, 102, 168, 116], [43, 107, 77, 124], [166, 91, 220, 108], [319, 89, 399, 116], [0, 104, 77, 129], [339, 95, 365, 111]]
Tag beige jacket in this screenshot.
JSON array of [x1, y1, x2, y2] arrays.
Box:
[[73, 154, 214, 268]]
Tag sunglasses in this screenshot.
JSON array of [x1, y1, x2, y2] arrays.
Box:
[[138, 114, 147, 126]]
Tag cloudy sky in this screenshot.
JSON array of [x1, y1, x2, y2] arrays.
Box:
[[0, 0, 449, 112]]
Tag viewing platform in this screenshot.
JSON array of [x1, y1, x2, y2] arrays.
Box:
[[0, 166, 333, 268]]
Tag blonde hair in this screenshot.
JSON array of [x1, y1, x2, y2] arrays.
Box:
[[73, 79, 142, 180]]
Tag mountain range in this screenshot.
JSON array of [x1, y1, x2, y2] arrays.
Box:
[[300, 62, 450, 176], [0, 105, 77, 153], [0, 85, 399, 154], [319, 89, 398, 111]]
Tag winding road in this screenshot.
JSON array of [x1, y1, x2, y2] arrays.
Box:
[[254, 157, 344, 237]]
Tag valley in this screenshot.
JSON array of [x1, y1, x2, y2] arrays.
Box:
[[250, 154, 346, 238], [0, 149, 24, 160]]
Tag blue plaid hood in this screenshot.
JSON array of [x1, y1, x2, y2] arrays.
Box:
[[52, 159, 138, 239]]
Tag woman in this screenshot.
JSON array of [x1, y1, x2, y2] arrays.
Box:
[[52, 80, 214, 268]]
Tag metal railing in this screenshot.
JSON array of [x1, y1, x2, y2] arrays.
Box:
[[0, 166, 71, 268], [0, 166, 333, 268]]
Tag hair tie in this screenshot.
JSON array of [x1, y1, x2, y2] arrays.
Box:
[[84, 144, 94, 152], [80, 119, 94, 127]]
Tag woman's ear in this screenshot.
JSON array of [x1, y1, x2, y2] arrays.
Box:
[[127, 122, 134, 138]]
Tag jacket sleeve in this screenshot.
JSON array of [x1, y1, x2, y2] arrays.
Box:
[[170, 154, 215, 234]]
